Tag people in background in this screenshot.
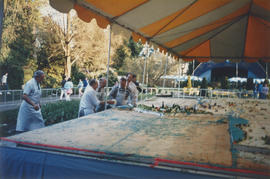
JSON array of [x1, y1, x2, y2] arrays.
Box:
[[60, 75, 66, 100], [79, 79, 114, 117], [261, 83, 269, 99], [109, 77, 131, 106], [16, 70, 45, 132], [126, 73, 138, 106], [83, 77, 88, 88], [78, 79, 83, 97], [253, 83, 258, 99], [258, 83, 263, 99], [1, 72, 8, 90], [64, 78, 73, 101]]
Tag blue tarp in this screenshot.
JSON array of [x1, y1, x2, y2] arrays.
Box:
[[0, 146, 222, 179], [194, 61, 265, 79]]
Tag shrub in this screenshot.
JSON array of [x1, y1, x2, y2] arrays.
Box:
[[0, 100, 80, 137], [42, 100, 80, 125]]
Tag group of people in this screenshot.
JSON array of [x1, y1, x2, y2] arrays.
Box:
[[253, 82, 269, 99], [60, 76, 89, 101], [15, 70, 140, 133], [78, 73, 139, 117]]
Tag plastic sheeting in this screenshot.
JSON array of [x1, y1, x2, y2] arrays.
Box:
[[0, 146, 221, 179]]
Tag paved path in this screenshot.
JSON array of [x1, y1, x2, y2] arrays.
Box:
[[0, 96, 81, 112]]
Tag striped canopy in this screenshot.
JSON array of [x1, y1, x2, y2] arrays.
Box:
[[49, 0, 270, 62]]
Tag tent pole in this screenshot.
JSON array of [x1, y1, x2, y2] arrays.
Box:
[[236, 62, 238, 77], [142, 43, 149, 87], [162, 54, 168, 88], [266, 63, 268, 79], [178, 59, 181, 98], [105, 25, 112, 110], [142, 56, 147, 86], [192, 59, 195, 86]]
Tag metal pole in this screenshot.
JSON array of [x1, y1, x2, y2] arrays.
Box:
[[162, 55, 168, 88], [142, 44, 149, 87], [236, 62, 238, 77], [266, 63, 268, 79], [192, 59, 195, 86], [142, 56, 146, 86], [105, 25, 112, 110], [178, 59, 181, 98]]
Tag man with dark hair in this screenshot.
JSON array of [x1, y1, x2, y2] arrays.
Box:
[[132, 74, 142, 93], [79, 79, 114, 117], [16, 70, 45, 132], [109, 77, 131, 106]]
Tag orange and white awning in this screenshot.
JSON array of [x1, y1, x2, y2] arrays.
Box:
[[49, 0, 270, 62]]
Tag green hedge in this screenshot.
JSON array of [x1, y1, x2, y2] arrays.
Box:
[[0, 100, 80, 137], [42, 100, 80, 125]]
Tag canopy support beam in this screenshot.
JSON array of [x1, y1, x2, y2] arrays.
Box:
[[266, 63, 268, 79], [105, 25, 112, 110], [162, 55, 168, 88], [236, 63, 238, 77]]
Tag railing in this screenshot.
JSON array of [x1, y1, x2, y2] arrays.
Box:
[[0, 86, 265, 105], [138, 87, 262, 100]]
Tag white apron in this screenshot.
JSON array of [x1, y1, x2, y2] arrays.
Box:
[[16, 79, 44, 131], [116, 88, 127, 106]]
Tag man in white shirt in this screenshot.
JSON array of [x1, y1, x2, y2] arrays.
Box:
[[79, 79, 114, 117], [1, 72, 8, 90], [126, 73, 138, 106]]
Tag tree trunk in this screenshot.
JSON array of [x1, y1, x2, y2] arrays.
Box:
[[65, 12, 71, 78]]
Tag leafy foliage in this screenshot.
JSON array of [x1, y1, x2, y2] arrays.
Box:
[[71, 65, 85, 85], [36, 16, 65, 88], [98, 70, 118, 87], [126, 37, 143, 58], [0, 0, 41, 89], [42, 100, 80, 126], [0, 100, 80, 137], [112, 45, 127, 70]]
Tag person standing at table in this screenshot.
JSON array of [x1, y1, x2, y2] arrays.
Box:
[[79, 79, 114, 117], [16, 70, 45, 132]]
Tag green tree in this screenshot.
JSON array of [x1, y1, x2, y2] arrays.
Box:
[[0, 0, 42, 89], [126, 37, 143, 58], [98, 70, 118, 87], [71, 65, 85, 85], [112, 45, 127, 70], [36, 16, 65, 88]]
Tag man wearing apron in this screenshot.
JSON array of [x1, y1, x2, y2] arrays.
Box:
[[109, 77, 131, 106], [16, 70, 45, 132]]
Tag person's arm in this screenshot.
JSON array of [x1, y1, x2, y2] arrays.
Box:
[[23, 94, 40, 110], [108, 86, 117, 99], [23, 80, 40, 110]]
